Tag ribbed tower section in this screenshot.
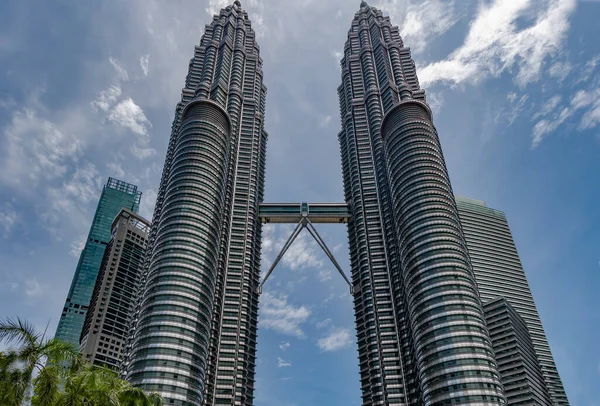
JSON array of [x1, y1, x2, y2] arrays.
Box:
[[339, 3, 505, 405], [125, 2, 267, 405], [382, 95, 505, 405]]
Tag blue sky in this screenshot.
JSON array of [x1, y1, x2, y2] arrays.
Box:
[[0, 0, 599, 404]]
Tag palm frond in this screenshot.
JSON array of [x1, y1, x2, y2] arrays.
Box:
[[0, 317, 41, 348], [32, 365, 60, 406], [148, 392, 164, 406], [118, 386, 147, 405], [40, 338, 79, 365], [0, 349, 20, 371]]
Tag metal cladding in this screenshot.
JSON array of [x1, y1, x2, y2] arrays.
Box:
[[338, 5, 413, 404], [483, 298, 553, 405], [127, 99, 231, 403], [381, 100, 505, 404], [339, 3, 505, 405], [457, 196, 569, 405], [125, 2, 267, 405]]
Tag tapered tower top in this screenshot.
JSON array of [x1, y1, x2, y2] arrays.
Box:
[[360, 1, 368, 7]]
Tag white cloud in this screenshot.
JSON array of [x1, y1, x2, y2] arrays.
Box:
[[330, 49, 343, 67], [576, 55, 600, 84], [279, 341, 291, 351], [426, 92, 444, 114], [62, 162, 102, 204], [319, 115, 332, 128], [0, 92, 16, 109], [106, 162, 126, 178], [108, 97, 152, 136], [531, 87, 600, 147], [93, 58, 154, 161], [140, 54, 150, 76], [316, 318, 332, 329], [139, 188, 157, 221], [317, 268, 333, 282], [131, 144, 157, 159], [25, 278, 43, 298], [499, 93, 529, 126], [398, 0, 459, 53], [571, 89, 596, 110], [92, 84, 155, 160], [548, 61, 572, 82], [259, 292, 310, 338], [0, 203, 18, 237], [532, 107, 571, 148], [261, 225, 325, 273], [69, 235, 86, 258], [1, 108, 82, 187], [34, 162, 102, 240], [534, 95, 562, 120], [419, 0, 577, 88], [316, 328, 353, 352], [0, 280, 18, 292], [91, 85, 122, 112], [206, 0, 230, 17], [277, 357, 292, 368], [283, 233, 324, 271], [578, 99, 600, 130], [109, 56, 129, 81]]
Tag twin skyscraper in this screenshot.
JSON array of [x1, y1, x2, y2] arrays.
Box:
[[55, 2, 569, 405]]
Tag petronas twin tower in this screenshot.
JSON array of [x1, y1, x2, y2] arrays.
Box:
[[122, 2, 566, 405]]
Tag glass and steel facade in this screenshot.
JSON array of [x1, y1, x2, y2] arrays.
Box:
[[80, 209, 150, 370], [456, 196, 569, 405], [483, 297, 553, 405], [124, 2, 267, 405], [54, 178, 141, 347], [338, 3, 504, 405]]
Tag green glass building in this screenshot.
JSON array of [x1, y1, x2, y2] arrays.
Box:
[[54, 178, 142, 347]]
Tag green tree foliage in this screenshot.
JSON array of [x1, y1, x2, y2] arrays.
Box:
[[0, 317, 162, 406]]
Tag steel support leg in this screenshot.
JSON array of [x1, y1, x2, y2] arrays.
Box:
[[305, 219, 354, 295], [257, 220, 303, 294]]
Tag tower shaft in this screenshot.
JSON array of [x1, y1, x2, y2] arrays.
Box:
[[125, 3, 266, 405], [339, 4, 505, 405]]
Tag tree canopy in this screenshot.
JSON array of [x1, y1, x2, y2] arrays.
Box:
[[0, 317, 162, 406]]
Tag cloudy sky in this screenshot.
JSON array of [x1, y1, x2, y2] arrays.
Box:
[[1, 0, 599, 404]]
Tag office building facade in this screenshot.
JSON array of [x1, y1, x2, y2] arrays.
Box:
[[483, 298, 552, 405], [124, 2, 267, 405], [55, 178, 141, 347], [80, 209, 150, 369], [456, 196, 569, 405]]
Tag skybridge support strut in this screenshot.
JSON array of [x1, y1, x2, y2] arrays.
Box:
[[256, 216, 354, 295], [305, 218, 354, 294]]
